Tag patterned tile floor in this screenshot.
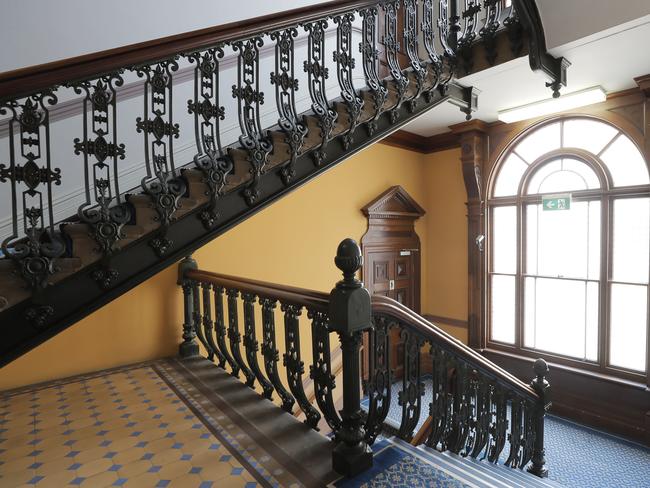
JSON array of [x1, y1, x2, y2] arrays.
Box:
[[0, 363, 272, 488]]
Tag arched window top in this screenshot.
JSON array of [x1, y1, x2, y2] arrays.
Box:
[[492, 118, 649, 198]]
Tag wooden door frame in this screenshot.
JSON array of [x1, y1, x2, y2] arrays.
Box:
[[360, 186, 425, 382], [360, 185, 425, 313]]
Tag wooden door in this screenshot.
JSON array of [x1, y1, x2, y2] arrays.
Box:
[[366, 250, 416, 309], [365, 249, 418, 379]]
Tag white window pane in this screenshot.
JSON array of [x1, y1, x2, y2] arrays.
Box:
[[600, 135, 649, 187], [526, 204, 538, 275], [491, 275, 516, 344], [563, 118, 618, 154], [561, 159, 600, 189], [586, 282, 599, 361], [527, 160, 561, 194], [492, 206, 517, 274], [538, 170, 587, 194], [536, 201, 600, 280], [515, 122, 561, 164], [494, 153, 527, 197], [526, 277, 594, 359], [588, 202, 601, 280], [613, 198, 650, 284], [610, 284, 647, 372], [524, 277, 536, 347]]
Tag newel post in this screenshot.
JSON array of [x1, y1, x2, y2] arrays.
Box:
[[329, 238, 373, 477], [528, 358, 550, 478], [178, 255, 199, 358]]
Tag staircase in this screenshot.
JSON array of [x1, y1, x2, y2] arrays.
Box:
[[0, 0, 567, 366]]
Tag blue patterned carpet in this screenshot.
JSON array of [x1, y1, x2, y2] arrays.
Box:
[[363, 378, 650, 488]]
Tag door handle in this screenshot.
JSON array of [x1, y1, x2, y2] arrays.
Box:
[[389, 279, 395, 290]]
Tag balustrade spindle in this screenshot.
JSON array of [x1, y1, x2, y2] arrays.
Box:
[[469, 376, 491, 458], [187, 46, 233, 229], [506, 397, 524, 467], [214, 285, 237, 371], [403, 0, 427, 111], [232, 38, 272, 206], [504, 3, 524, 56], [202, 282, 225, 365], [226, 288, 255, 385], [134, 59, 185, 257], [304, 20, 337, 166], [70, 73, 129, 289], [422, 0, 444, 101], [383, 0, 409, 123], [480, 0, 502, 65], [308, 308, 341, 432], [457, 1, 482, 73], [488, 386, 508, 463], [364, 315, 392, 444], [192, 281, 212, 358], [241, 292, 274, 399], [358, 6, 388, 136], [0, 92, 65, 303], [271, 28, 307, 185], [260, 298, 295, 412], [281, 303, 321, 428], [449, 361, 471, 454], [334, 13, 364, 150], [397, 328, 424, 441]]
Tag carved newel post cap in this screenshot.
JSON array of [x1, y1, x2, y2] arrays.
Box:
[[335, 238, 363, 286], [533, 358, 549, 379], [329, 239, 372, 335], [177, 255, 198, 285]]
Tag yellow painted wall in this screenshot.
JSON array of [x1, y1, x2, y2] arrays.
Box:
[[423, 148, 468, 325], [0, 143, 470, 391]]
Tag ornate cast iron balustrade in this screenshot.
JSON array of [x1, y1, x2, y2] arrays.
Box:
[[179, 238, 551, 479], [0, 0, 565, 366]]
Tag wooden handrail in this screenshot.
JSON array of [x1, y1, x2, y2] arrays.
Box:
[[371, 295, 539, 400], [186, 269, 330, 312], [0, 0, 378, 101], [187, 268, 538, 401]]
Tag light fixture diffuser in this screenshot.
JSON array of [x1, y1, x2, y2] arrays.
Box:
[[497, 86, 606, 124]]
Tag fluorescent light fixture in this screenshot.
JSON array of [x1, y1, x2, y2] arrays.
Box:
[[497, 86, 606, 124]]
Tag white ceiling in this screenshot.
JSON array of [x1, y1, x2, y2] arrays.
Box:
[[405, 13, 650, 137]]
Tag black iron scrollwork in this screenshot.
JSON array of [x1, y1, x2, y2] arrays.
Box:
[[241, 292, 274, 399], [134, 59, 186, 257], [232, 38, 272, 206], [260, 297, 295, 412], [480, 0, 502, 66], [281, 302, 321, 429], [457, 1, 482, 74], [304, 19, 337, 166], [422, 0, 446, 102], [403, 0, 427, 111], [187, 47, 234, 229], [271, 28, 307, 185], [214, 285, 237, 371], [397, 327, 424, 440], [308, 308, 341, 432], [226, 288, 256, 385], [334, 13, 363, 150], [0, 91, 65, 296], [359, 6, 388, 135], [383, 0, 409, 123], [364, 315, 392, 444], [202, 282, 226, 365], [71, 73, 130, 288]]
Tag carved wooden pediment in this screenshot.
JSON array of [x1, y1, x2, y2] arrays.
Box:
[[361, 185, 425, 220]]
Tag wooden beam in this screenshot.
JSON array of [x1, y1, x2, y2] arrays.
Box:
[[380, 129, 461, 154]]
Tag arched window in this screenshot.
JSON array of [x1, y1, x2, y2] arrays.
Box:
[[488, 117, 649, 377]]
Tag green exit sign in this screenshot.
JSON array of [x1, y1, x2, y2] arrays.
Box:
[[542, 194, 571, 211]]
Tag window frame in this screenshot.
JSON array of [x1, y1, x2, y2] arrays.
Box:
[[486, 116, 650, 383]]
